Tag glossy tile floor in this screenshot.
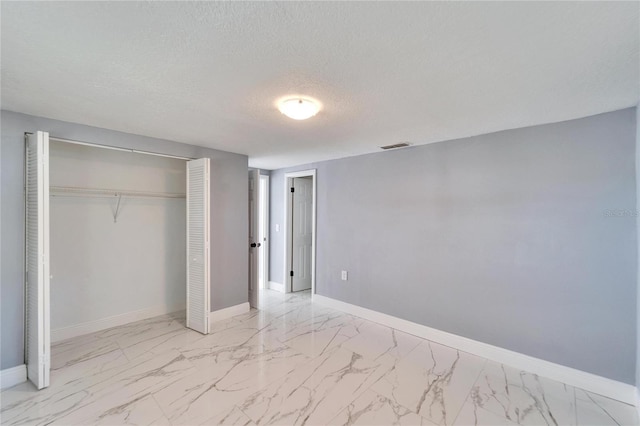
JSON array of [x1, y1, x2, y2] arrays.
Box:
[[2, 289, 638, 425]]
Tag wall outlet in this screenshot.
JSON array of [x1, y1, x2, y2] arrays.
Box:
[[341, 270, 348, 281], [275, 224, 280, 232]]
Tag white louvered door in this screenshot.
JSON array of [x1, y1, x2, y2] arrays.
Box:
[[186, 158, 210, 334], [25, 131, 50, 390]]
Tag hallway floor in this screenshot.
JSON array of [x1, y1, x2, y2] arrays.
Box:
[[1, 289, 638, 425]]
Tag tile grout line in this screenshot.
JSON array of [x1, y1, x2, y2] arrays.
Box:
[[449, 357, 489, 426], [574, 386, 578, 425], [235, 403, 256, 425], [151, 390, 175, 424]]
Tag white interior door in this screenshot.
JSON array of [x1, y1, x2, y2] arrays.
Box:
[[186, 158, 210, 334], [25, 131, 51, 390], [291, 177, 312, 292], [248, 170, 260, 308]]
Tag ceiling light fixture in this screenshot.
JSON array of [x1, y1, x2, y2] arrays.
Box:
[[277, 97, 320, 120]]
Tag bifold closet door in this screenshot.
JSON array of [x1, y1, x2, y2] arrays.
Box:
[[186, 158, 211, 334], [25, 131, 51, 390]]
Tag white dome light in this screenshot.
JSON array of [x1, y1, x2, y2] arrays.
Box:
[[277, 97, 320, 120]]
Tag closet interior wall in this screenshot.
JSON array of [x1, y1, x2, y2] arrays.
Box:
[[49, 140, 187, 337]]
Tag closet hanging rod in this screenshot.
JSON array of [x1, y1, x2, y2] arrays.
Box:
[[50, 136, 194, 161], [31, 134, 195, 161], [50, 185, 186, 199]]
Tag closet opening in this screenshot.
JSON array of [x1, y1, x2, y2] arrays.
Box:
[[248, 171, 270, 308], [24, 132, 212, 390], [258, 174, 269, 290], [48, 138, 188, 342]]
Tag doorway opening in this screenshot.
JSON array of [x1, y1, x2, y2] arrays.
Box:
[[248, 170, 270, 308], [258, 175, 270, 290], [284, 169, 316, 294]]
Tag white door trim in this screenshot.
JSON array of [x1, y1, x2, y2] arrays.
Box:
[[283, 169, 316, 295], [259, 174, 270, 290]]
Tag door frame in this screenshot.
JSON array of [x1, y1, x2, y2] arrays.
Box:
[[259, 174, 270, 289], [283, 169, 316, 295]]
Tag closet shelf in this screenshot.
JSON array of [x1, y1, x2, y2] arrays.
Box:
[[50, 186, 186, 199]]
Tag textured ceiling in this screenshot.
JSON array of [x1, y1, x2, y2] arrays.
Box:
[[2, 1, 638, 169]]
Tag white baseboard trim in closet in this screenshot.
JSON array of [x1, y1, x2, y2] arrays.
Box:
[[313, 294, 637, 406], [209, 302, 250, 326], [51, 303, 185, 343], [268, 281, 285, 293], [0, 364, 27, 390]]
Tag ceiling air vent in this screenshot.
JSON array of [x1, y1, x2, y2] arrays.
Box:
[[380, 142, 411, 150]]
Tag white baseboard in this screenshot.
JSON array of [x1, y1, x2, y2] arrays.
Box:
[[313, 294, 636, 406], [51, 303, 185, 343], [209, 302, 250, 326], [0, 364, 27, 390], [268, 281, 285, 293]]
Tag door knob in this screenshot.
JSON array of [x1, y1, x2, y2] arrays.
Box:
[[250, 243, 257, 248]]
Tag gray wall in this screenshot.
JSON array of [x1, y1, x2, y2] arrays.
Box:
[[49, 142, 187, 331], [270, 108, 637, 384], [0, 110, 248, 370]]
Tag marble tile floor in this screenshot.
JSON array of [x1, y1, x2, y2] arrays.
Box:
[[1, 289, 638, 426]]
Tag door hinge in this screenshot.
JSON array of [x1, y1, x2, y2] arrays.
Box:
[[290, 187, 295, 193], [290, 270, 294, 277]]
